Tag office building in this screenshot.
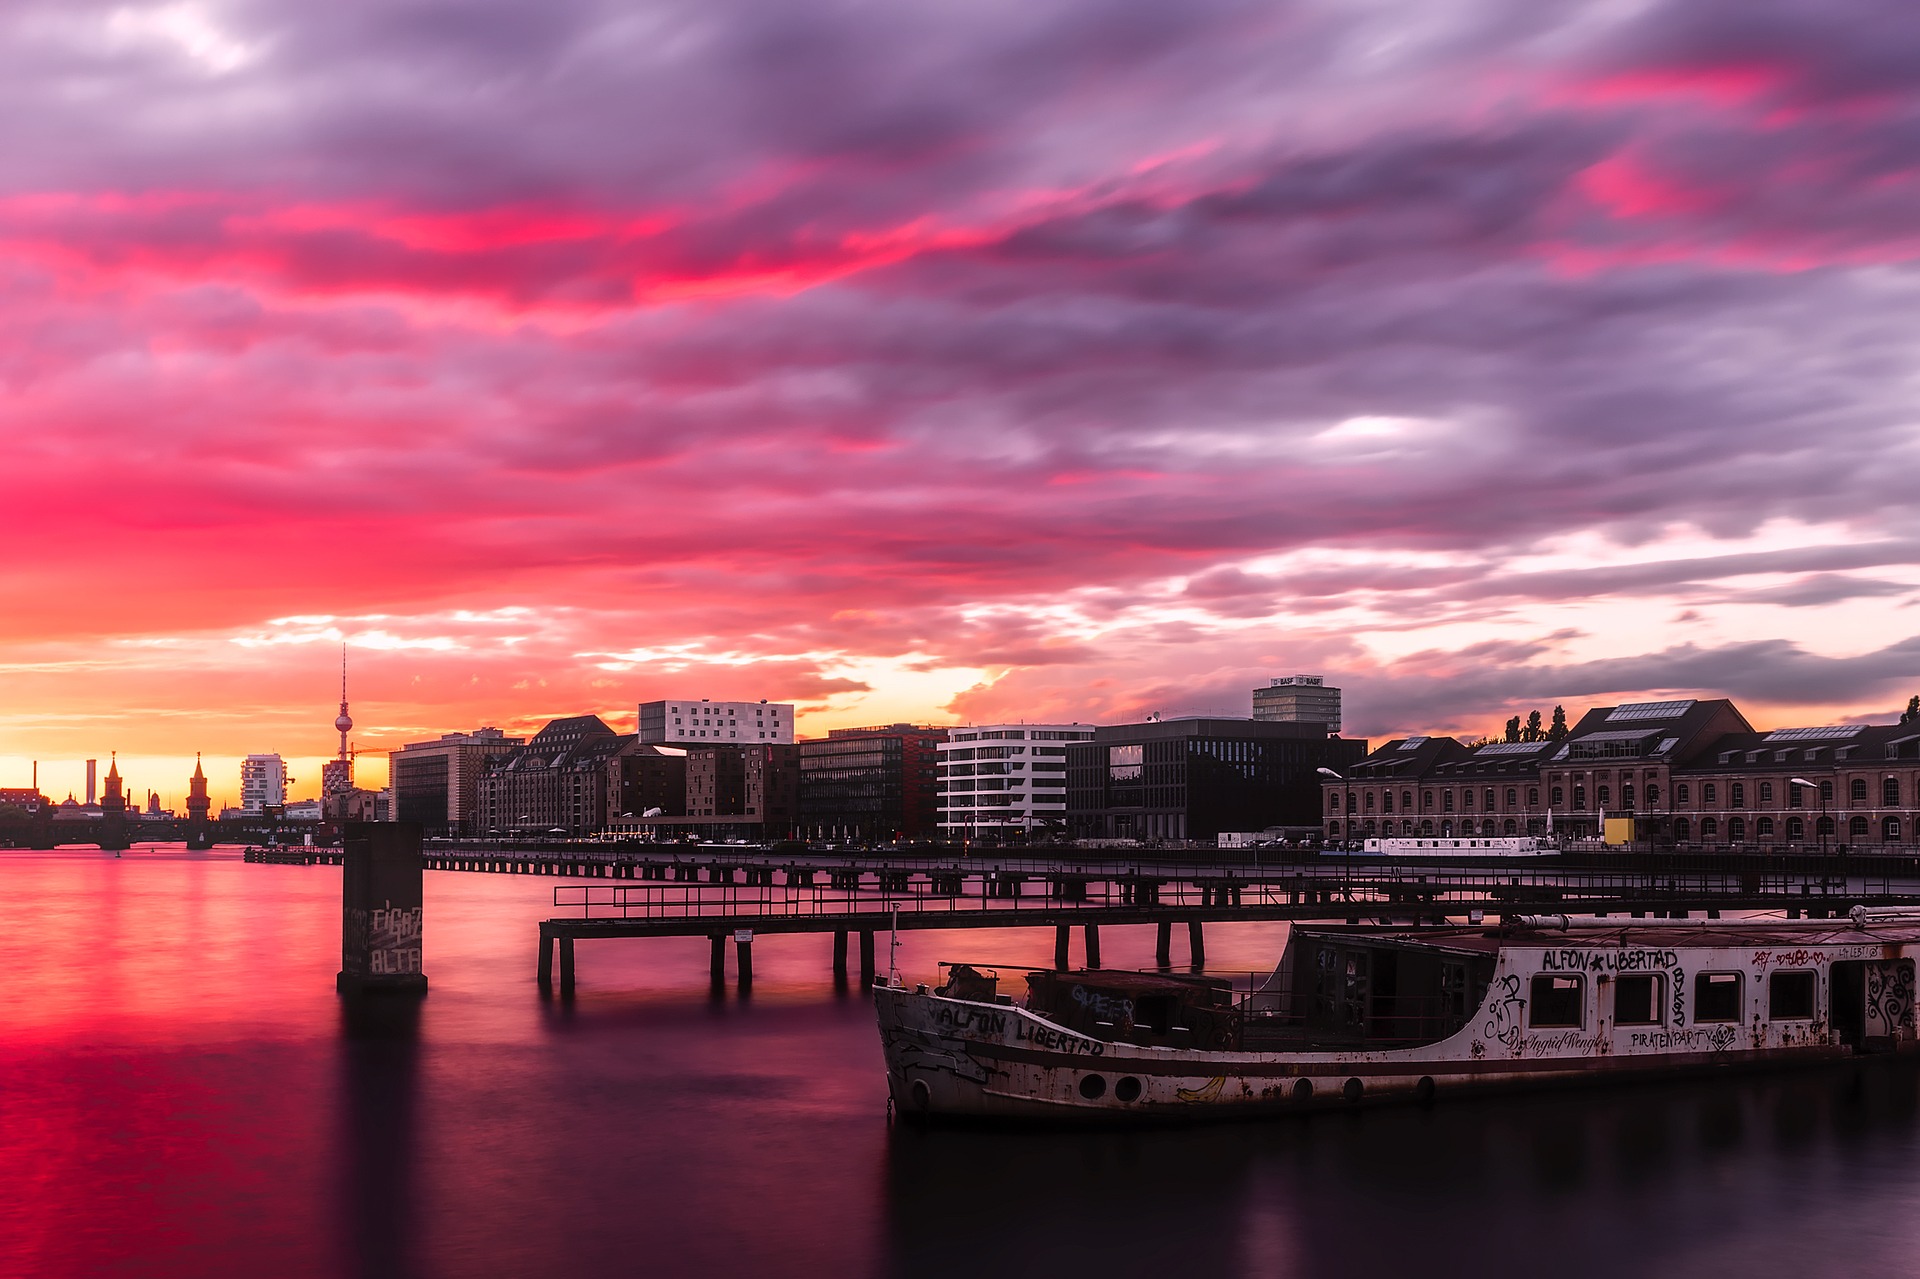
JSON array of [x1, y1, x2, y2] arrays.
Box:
[[1253, 675, 1342, 734], [1066, 718, 1368, 842], [389, 727, 525, 834], [240, 754, 289, 814], [937, 725, 1096, 839], [638, 699, 794, 745], [799, 725, 947, 841]]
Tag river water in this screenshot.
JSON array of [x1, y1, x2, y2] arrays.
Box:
[[5, 846, 1919, 1278]]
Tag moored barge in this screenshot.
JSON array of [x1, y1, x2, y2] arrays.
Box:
[[874, 907, 1920, 1121]]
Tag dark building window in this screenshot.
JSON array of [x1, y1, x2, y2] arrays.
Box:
[[1550, 787, 1563, 806], [1729, 816, 1746, 841], [1851, 816, 1869, 839], [1676, 783, 1690, 804], [1759, 782, 1773, 803], [1851, 778, 1868, 803], [1447, 790, 1458, 812], [1787, 816, 1805, 840], [1673, 817, 1690, 841], [1820, 780, 1834, 804], [1789, 785, 1804, 809], [1422, 790, 1433, 809], [1646, 784, 1659, 805], [1702, 783, 1717, 803], [1886, 817, 1903, 842], [1598, 786, 1610, 806], [1485, 788, 1496, 809], [1573, 787, 1586, 810], [1402, 791, 1413, 811], [1886, 778, 1902, 807], [1694, 973, 1742, 1023], [1758, 817, 1775, 837], [1528, 787, 1539, 806], [1730, 783, 1745, 809], [1505, 788, 1517, 807], [1701, 817, 1719, 837]]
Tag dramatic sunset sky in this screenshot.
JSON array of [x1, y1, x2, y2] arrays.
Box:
[[4, 0, 1918, 805]]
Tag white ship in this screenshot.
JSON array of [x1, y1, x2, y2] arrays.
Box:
[[874, 907, 1920, 1120]]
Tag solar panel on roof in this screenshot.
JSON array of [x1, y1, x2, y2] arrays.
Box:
[[1606, 700, 1696, 721], [1397, 736, 1428, 750], [1763, 725, 1864, 741], [1475, 742, 1545, 755], [1571, 728, 1661, 743], [1654, 737, 1679, 754]]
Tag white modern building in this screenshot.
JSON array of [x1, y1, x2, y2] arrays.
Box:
[[239, 754, 289, 814], [1253, 674, 1342, 734], [937, 724, 1096, 838], [638, 699, 794, 745]]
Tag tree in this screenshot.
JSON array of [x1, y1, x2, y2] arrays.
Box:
[[1505, 716, 1521, 743], [1547, 705, 1569, 742], [1523, 710, 1543, 742], [1904, 695, 1920, 726]]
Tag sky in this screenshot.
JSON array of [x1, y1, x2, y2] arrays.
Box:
[[3, 0, 1919, 805]]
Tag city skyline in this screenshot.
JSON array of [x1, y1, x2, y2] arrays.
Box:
[[5, 0, 1919, 803]]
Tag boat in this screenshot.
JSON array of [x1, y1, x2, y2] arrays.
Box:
[[873, 906, 1920, 1121]]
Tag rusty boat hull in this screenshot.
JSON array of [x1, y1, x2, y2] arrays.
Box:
[[874, 910, 1920, 1122]]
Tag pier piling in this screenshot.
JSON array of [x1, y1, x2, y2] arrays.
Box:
[[1084, 924, 1101, 969], [1188, 919, 1206, 967], [859, 931, 876, 984], [736, 934, 753, 987], [709, 934, 726, 983], [1054, 925, 1070, 971], [832, 930, 848, 977], [559, 935, 575, 996], [1156, 921, 1172, 967]]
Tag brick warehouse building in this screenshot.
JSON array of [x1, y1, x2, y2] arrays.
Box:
[[1322, 698, 1920, 850]]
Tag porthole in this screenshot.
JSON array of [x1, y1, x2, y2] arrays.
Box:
[[1293, 1078, 1313, 1101], [1078, 1074, 1107, 1100], [1343, 1077, 1364, 1104], [1415, 1076, 1436, 1105], [910, 1079, 932, 1112], [1115, 1076, 1142, 1103]]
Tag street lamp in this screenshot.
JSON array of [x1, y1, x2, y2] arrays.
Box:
[[1317, 767, 1354, 902]]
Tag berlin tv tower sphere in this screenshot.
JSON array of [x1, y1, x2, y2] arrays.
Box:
[[336, 710, 353, 733]]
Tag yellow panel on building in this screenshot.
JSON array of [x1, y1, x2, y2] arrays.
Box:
[[1603, 816, 1637, 846]]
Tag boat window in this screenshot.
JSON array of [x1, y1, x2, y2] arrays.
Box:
[[1615, 973, 1662, 1025], [1769, 971, 1816, 1021], [1694, 972, 1743, 1023], [1529, 974, 1584, 1028]]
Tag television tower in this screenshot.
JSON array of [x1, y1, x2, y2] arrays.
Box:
[[323, 645, 355, 806], [336, 644, 353, 769]]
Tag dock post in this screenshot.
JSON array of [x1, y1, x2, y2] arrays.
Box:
[[710, 934, 726, 983], [736, 933, 753, 988], [1055, 925, 1070, 971], [832, 930, 849, 977], [538, 923, 554, 988], [1156, 921, 1172, 967], [859, 931, 876, 984], [337, 821, 426, 996], [1085, 924, 1101, 969], [558, 934, 575, 996], [1188, 920, 1206, 967]]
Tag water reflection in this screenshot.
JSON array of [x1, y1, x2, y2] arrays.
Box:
[[883, 1062, 1920, 1279], [336, 995, 423, 1279]]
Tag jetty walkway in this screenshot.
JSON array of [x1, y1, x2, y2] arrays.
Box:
[[533, 861, 1920, 994]]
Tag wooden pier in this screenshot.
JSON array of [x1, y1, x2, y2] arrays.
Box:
[[531, 868, 1920, 995]]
